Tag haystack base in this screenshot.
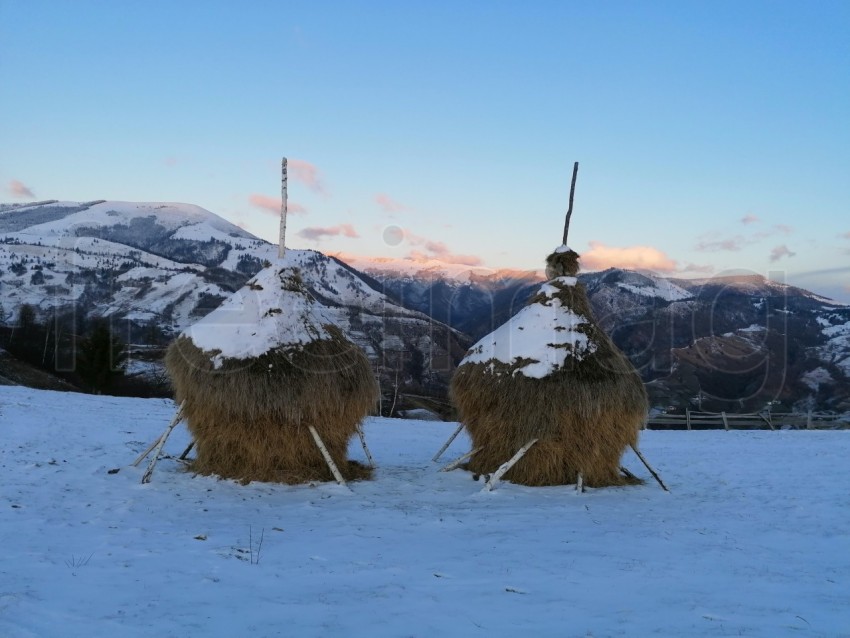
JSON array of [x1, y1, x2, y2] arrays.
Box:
[[484, 439, 539, 492]]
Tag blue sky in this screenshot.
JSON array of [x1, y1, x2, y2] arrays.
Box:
[[2, 1, 848, 300]]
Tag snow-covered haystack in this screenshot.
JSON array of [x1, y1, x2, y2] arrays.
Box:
[[165, 158, 377, 484], [166, 264, 377, 484], [450, 164, 648, 487]]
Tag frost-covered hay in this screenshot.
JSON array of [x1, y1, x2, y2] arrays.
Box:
[[451, 250, 648, 487], [165, 327, 377, 484]]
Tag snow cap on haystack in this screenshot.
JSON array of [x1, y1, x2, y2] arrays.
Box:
[[166, 158, 377, 484], [450, 162, 648, 487]]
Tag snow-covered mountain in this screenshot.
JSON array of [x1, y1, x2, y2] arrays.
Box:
[[0, 200, 467, 405], [2, 199, 848, 412], [349, 255, 850, 412]]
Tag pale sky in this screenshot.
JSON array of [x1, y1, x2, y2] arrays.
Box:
[[1, 1, 848, 301]]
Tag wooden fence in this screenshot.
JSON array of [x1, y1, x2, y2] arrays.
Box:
[[645, 410, 848, 431]]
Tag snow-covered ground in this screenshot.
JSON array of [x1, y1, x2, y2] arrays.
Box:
[[1, 386, 848, 637]]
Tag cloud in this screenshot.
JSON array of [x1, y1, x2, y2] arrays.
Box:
[[164, 156, 178, 167], [840, 231, 850, 240], [374, 193, 408, 214], [8, 179, 35, 199], [741, 214, 760, 225], [249, 194, 306, 215], [580, 241, 679, 273], [769, 244, 796, 262], [695, 235, 747, 252], [774, 224, 793, 235], [400, 231, 483, 266], [297, 224, 359, 241], [288, 159, 325, 194]]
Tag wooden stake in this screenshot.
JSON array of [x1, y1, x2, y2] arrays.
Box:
[[141, 401, 186, 484], [356, 423, 375, 468], [439, 446, 483, 472], [686, 409, 691, 431], [760, 412, 775, 431], [483, 439, 538, 492], [629, 443, 669, 492], [721, 411, 730, 431], [562, 161, 579, 245], [576, 472, 584, 493], [432, 422, 464, 462], [308, 426, 349, 488], [133, 400, 185, 467], [279, 157, 288, 259], [179, 440, 195, 460], [620, 465, 638, 481]]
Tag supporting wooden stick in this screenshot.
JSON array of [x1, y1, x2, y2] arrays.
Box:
[[308, 426, 349, 488], [721, 411, 730, 431], [439, 446, 483, 472], [620, 465, 638, 481], [483, 439, 538, 492], [179, 440, 195, 460], [562, 161, 579, 245], [356, 423, 375, 468], [132, 435, 163, 467], [133, 400, 185, 467], [141, 401, 186, 484], [576, 472, 584, 493], [432, 423, 464, 462], [629, 443, 669, 492]]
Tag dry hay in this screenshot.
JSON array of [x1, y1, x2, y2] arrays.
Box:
[[450, 249, 647, 487], [165, 325, 377, 484]]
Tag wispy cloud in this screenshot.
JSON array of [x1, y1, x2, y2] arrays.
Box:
[[249, 194, 306, 215], [374, 193, 408, 214], [297, 223, 359, 242], [694, 235, 747, 253], [289, 159, 325, 194], [8, 179, 35, 199], [741, 214, 760, 225], [774, 224, 793, 235], [769, 244, 796, 262], [580, 241, 678, 273], [840, 231, 850, 240]]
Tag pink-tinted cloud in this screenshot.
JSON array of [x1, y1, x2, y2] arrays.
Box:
[[401, 231, 483, 266], [774, 224, 793, 235], [8, 179, 35, 199], [741, 214, 760, 225], [289, 159, 325, 194], [374, 193, 408, 214], [769, 244, 796, 262], [249, 194, 306, 215], [839, 231, 850, 240], [297, 223, 359, 242], [164, 156, 178, 167], [581, 241, 678, 273]]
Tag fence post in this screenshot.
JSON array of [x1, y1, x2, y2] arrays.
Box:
[[721, 411, 729, 431], [686, 409, 691, 431]]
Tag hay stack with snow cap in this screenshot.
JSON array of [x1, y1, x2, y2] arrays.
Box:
[[450, 163, 648, 487], [165, 158, 377, 484]]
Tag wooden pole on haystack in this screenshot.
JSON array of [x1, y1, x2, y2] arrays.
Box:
[[279, 157, 288, 260], [562, 161, 579, 245]]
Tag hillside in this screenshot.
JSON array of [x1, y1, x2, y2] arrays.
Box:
[[1, 385, 849, 636]]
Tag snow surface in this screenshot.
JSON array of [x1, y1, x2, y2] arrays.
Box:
[[185, 262, 333, 367], [462, 277, 596, 378], [1, 386, 849, 637]]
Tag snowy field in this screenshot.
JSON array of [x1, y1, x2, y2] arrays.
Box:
[[1, 386, 849, 637]]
